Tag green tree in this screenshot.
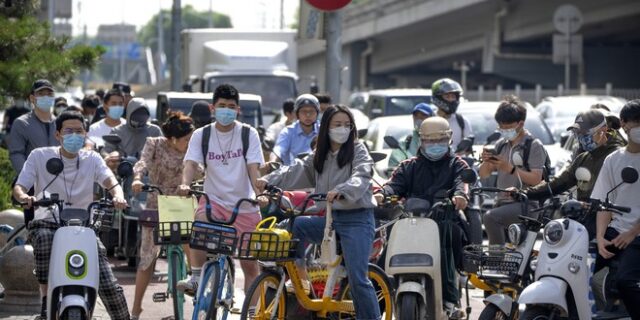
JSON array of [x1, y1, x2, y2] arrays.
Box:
[[0, 1, 105, 103], [138, 5, 232, 56]]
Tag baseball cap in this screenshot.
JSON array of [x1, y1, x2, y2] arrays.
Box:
[[31, 79, 54, 93], [566, 109, 607, 133], [412, 103, 435, 117], [112, 82, 131, 94], [294, 94, 320, 114], [54, 99, 68, 108]]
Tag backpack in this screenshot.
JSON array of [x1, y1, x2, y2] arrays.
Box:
[[455, 113, 465, 132], [201, 123, 251, 169], [496, 135, 552, 180]]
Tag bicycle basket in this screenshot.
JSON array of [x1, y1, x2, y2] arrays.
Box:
[[153, 221, 193, 245], [462, 244, 523, 278], [189, 221, 238, 255], [154, 195, 195, 244], [237, 232, 298, 261]]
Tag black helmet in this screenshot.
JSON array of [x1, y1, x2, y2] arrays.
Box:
[[560, 199, 584, 219], [431, 78, 463, 114]]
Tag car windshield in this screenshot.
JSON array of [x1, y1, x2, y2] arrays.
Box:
[[461, 108, 555, 145], [208, 76, 296, 115], [385, 96, 432, 116]]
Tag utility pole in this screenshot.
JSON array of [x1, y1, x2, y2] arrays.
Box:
[[157, 2, 164, 81], [170, 0, 182, 91], [208, 0, 213, 28], [47, 0, 55, 34], [325, 11, 343, 103], [280, 0, 284, 29]]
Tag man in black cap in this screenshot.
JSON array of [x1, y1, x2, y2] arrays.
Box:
[[189, 100, 213, 129], [91, 82, 133, 124]]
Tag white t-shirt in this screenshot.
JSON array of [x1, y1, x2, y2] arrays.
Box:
[[16, 146, 114, 221], [87, 118, 124, 148], [446, 113, 473, 149], [184, 122, 264, 212], [590, 148, 640, 234]]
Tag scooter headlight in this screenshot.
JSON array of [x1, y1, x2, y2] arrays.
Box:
[[543, 221, 564, 245], [508, 224, 525, 246], [69, 254, 84, 268]]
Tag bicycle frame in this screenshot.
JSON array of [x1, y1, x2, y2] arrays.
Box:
[[165, 244, 187, 318]]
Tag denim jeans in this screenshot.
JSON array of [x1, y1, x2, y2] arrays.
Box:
[[293, 207, 381, 320]]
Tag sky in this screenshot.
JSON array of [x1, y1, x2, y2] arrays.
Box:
[[68, 0, 299, 37]]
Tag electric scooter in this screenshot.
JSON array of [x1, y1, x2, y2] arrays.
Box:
[[518, 166, 638, 320]]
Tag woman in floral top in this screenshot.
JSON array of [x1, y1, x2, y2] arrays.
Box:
[[130, 112, 200, 319]]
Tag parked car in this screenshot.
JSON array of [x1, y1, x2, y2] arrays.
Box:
[[361, 115, 414, 177], [535, 95, 626, 142], [349, 91, 369, 110], [363, 88, 432, 119], [156, 91, 264, 130]]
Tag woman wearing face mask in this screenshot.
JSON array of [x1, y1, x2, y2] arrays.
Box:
[[479, 95, 547, 245], [256, 105, 382, 320], [129, 112, 200, 319]]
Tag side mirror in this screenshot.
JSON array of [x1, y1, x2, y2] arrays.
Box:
[[357, 128, 368, 139], [460, 169, 477, 184], [117, 161, 134, 179], [384, 135, 401, 150], [455, 138, 473, 153], [102, 134, 122, 146], [621, 166, 639, 184], [46, 158, 64, 175], [486, 131, 501, 145], [371, 108, 383, 119], [370, 151, 387, 163], [405, 198, 431, 214]]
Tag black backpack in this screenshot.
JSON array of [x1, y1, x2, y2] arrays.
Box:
[[455, 113, 465, 132], [496, 136, 552, 180], [201, 123, 251, 169]]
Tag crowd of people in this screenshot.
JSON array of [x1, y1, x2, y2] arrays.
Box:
[[4, 76, 640, 320]]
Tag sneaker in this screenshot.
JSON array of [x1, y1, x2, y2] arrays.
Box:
[[177, 277, 198, 296], [285, 279, 310, 295]]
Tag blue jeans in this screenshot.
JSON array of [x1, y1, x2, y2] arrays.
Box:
[[293, 208, 381, 320]]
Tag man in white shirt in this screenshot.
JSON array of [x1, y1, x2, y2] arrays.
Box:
[[86, 89, 125, 149], [591, 99, 640, 319], [431, 78, 472, 149], [177, 84, 264, 295], [13, 111, 130, 320], [265, 98, 296, 143]]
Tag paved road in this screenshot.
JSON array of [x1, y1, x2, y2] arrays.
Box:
[[1, 256, 488, 320]]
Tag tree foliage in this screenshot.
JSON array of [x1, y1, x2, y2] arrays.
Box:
[[138, 4, 232, 55], [0, 1, 105, 101]]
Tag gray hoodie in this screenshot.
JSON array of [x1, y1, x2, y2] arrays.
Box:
[[264, 142, 376, 210], [103, 98, 162, 158]]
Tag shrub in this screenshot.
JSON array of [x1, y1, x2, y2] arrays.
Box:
[[0, 148, 16, 210]]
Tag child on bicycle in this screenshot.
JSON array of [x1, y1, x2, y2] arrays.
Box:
[[256, 104, 381, 320]]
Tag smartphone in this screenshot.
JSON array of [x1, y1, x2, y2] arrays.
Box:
[[484, 145, 497, 155]]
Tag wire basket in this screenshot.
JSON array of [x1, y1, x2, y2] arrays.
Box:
[[237, 232, 299, 261], [189, 221, 238, 255], [462, 244, 524, 278], [153, 221, 193, 245]]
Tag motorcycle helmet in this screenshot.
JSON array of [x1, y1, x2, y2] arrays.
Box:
[[431, 78, 463, 114]]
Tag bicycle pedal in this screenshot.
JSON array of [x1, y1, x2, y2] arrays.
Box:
[[152, 292, 167, 302]]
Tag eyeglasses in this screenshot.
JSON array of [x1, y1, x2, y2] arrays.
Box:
[[61, 128, 85, 135], [421, 138, 449, 144]]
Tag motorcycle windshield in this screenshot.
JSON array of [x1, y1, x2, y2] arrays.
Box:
[[60, 208, 90, 226]]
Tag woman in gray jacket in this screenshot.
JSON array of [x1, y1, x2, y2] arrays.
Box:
[[257, 104, 381, 320]]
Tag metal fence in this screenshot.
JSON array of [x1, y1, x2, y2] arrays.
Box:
[[464, 84, 640, 105]]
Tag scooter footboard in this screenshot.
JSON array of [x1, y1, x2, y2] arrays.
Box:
[[518, 277, 568, 315]]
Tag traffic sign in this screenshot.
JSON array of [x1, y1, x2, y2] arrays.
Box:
[[553, 4, 583, 34], [552, 34, 583, 64], [306, 0, 351, 11]]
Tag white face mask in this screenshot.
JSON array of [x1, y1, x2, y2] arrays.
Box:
[[629, 127, 640, 144], [329, 127, 351, 144]]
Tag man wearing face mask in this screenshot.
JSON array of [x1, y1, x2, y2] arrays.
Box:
[[103, 97, 162, 159], [189, 100, 213, 129], [87, 89, 126, 150], [81, 94, 101, 128], [13, 111, 130, 320], [91, 82, 133, 124], [432, 78, 473, 150], [270, 94, 320, 165], [388, 102, 435, 168], [479, 95, 546, 245], [374, 117, 470, 318], [525, 109, 624, 239]]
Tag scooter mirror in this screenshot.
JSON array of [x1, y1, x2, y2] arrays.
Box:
[[455, 138, 473, 154], [621, 166, 639, 184], [102, 134, 122, 146], [357, 128, 368, 139], [117, 161, 134, 178], [45, 158, 64, 176], [370, 151, 387, 163], [460, 169, 477, 184], [383, 135, 401, 150], [405, 198, 431, 214], [486, 131, 501, 145]]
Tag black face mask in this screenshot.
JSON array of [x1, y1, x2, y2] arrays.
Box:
[[129, 110, 150, 129]]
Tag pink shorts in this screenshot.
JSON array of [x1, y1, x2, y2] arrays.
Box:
[[194, 198, 261, 235]]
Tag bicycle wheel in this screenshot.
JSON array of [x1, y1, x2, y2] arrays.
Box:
[[335, 264, 393, 320], [169, 248, 186, 320], [194, 261, 220, 320], [209, 256, 235, 319], [240, 270, 286, 320]]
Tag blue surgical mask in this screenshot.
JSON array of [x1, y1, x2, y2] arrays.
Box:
[[499, 128, 518, 141], [35, 96, 55, 111], [422, 142, 449, 161], [215, 108, 237, 126], [577, 133, 598, 152], [107, 106, 124, 120], [62, 134, 85, 154]]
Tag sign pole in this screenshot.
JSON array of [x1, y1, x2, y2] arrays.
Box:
[[325, 10, 343, 103], [564, 20, 571, 91]]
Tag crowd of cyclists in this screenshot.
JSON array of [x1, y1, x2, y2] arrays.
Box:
[[4, 76, 640, 320]]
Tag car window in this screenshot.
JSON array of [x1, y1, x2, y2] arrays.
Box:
[[385, 96, 432, 116]]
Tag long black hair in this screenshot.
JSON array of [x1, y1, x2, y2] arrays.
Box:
[[313, 104, 357, 174]]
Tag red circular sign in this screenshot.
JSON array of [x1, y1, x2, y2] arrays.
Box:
[[306, 0, 351, 11]]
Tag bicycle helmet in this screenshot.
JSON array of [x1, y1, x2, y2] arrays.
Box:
[[431, 78, 463, 114]]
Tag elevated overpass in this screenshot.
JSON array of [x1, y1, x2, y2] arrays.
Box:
[[297, 0, 640, 100]]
